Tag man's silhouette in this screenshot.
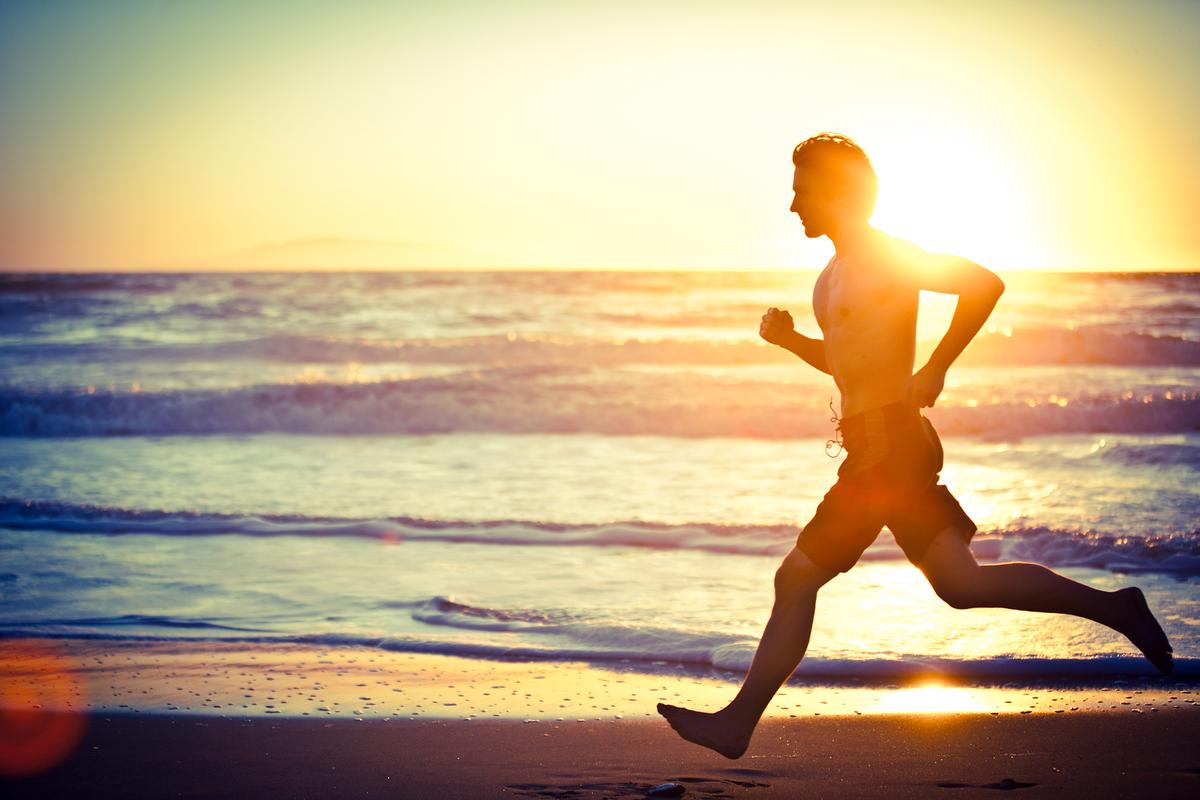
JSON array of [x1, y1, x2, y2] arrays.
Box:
[[657, 133, 1174, 759]]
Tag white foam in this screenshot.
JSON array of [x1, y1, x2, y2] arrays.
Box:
[[3, 628, 1192, 680], [3, 499, 1197, 575], [2, 381, 1196, 438]]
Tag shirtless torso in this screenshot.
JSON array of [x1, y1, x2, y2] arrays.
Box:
[[812, 231, 921, 418]]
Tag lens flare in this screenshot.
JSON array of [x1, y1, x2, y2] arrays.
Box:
[[0, 640, 89, 778]]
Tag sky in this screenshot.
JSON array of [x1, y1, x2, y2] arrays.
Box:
[[1, 0, 1198, 272]]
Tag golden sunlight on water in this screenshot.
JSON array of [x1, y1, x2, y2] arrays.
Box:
[[802, 561, 1128, 663]]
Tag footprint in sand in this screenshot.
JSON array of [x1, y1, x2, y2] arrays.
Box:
[[505, 774, 772, 798], [936, 777, 1038, 791]]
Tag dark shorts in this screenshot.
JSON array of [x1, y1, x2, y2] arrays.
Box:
[[796, 400, 977, 573]]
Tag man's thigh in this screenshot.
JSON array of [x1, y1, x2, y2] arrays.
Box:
[[795, 481, 885, 574], [887, 482, 978, 566]]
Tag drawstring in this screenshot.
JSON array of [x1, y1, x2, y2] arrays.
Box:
[[824, 396, 843, 458]]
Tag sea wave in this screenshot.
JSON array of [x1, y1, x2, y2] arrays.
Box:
[[1, 611, 1192, 679], [3, 327, 1200, 367], [0, 273, 182, 295], [4, 499, 1198, 575], [1, 376, 1197, 438], [1097, 442, 1200, 469], [0, 614, 269, 633]]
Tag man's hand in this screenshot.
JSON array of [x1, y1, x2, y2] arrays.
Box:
[[908, 363, 946, 408], [761, 309, 831, 374], [759, 307, 795, 347]]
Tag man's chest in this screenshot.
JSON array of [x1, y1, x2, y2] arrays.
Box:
[[813, 263, 910, 335]]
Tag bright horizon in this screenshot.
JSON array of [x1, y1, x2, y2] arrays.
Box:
[[2, 0, 1199, 273]]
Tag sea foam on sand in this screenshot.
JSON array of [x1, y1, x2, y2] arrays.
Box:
[[2, 638, 1199, 800], [3, 639, 1194, 721]]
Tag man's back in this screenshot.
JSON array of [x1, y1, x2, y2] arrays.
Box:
[[813, 229, 922, 418]]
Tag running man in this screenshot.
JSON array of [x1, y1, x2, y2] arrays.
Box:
[[657, 133, 1174, 759]]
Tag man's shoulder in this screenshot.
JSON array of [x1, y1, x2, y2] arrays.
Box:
[[857, 231, 927, 287], [870, 229, 992, 293], [870, 230, 934, 266]]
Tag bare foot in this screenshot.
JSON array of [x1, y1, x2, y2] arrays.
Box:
[[656, 703, 752, 759], [1113, 587, 1174, 675]]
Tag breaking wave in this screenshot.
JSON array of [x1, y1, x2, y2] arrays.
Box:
[[4, 499, 1198, 576], [2, 378, 1197, 438], [2, 598, 1193, 679], [3, 328, 1199, 367]]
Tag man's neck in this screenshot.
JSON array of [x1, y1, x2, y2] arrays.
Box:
[[829, 221, 877, 257]]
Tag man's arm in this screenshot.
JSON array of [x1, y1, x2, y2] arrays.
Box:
[[779, 330, 831, 374], [760, 308, 831, 375], [908, 256, 1005, 407]]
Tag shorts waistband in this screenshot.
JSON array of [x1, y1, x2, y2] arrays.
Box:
[[837, 401, 921, 449]]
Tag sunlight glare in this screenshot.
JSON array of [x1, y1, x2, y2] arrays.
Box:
[[872, 681, 991, 715], [865, 124, 1043, 269]]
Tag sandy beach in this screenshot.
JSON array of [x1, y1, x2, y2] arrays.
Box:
[[3, 638, 1198, 797], [5, 0, 1200, 794], [6, 707, 1200, 798]]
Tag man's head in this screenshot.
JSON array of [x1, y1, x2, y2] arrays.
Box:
[[790, 133, 877, 238]]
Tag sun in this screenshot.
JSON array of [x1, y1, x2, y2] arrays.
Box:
[[864, 125, 1048, 270]]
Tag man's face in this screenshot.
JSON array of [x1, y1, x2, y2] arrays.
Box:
[[789, 163, 834, 238]]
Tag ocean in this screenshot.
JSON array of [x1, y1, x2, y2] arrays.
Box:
[[1, 270, 1197, 680]]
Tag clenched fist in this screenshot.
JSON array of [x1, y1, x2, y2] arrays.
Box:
[[759, 307, 795, 347]]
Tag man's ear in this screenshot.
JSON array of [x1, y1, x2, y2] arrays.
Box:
[[822, 180, 850, 211]]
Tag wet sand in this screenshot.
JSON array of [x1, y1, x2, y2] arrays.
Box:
[[2, 638, 1198, 797], [3, 638, 1194, 720], [4, 712, 1199, 799]]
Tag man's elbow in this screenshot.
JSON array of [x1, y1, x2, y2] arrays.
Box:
[[983, 271, 1005, 299], [970, 265, 1004, 301]]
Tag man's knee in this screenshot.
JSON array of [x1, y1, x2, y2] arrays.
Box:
[[925, 566, 983, 609], [931, 579, 976, 609], [917, 527, 982, 609], [774, 547, 834, 599]]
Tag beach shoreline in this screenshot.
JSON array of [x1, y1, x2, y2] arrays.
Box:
[[3, 638, 1198, 797], [3, 637, 1195, 720]]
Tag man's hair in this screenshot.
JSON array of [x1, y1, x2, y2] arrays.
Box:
[[791, 133, 878, 218]]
